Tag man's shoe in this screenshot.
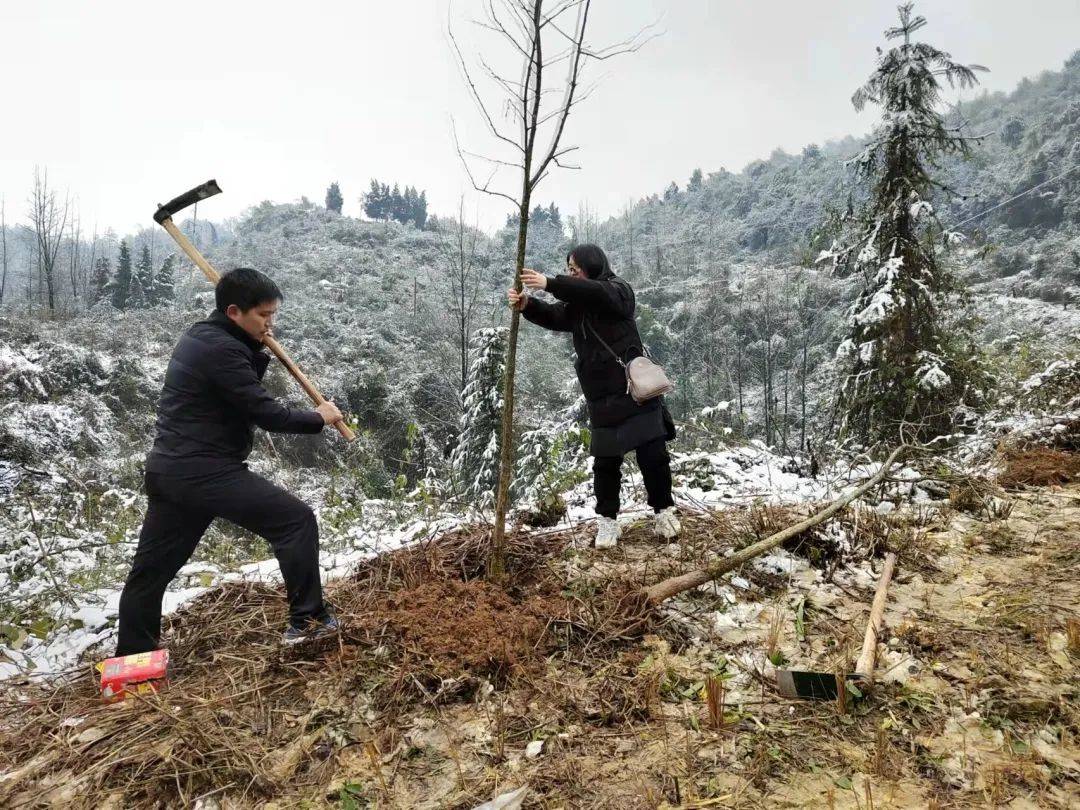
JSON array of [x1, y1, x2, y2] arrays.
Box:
[[595, 516, 621, 549], [654, 507, 681, 540], [281, 611, 341, 645]]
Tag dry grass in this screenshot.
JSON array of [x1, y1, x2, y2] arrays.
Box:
[[1, 486, 1077, 808], [1000, 447, 1080, 488]]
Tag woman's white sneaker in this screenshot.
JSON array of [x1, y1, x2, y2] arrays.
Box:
[[654, 507, 681, 540], [595, 517, 621, 548]]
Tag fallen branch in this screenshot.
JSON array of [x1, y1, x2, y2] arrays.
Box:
[[642, 446, 906, 604]]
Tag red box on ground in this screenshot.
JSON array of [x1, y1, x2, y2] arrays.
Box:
[[98, 650, 169, 702]]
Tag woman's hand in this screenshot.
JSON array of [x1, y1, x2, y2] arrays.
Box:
[[507, 288, 527, 311], [520, 268, 548, 290]]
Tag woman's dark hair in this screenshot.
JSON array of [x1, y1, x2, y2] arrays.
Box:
[[567, 244, 612, 280], [215, 267, 284, 313]]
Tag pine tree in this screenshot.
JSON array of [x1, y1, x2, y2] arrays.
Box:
[[827, 3, 988, 446], [128, 262, 148, 309], [450, 327, 507, 507], [688, 168, 704, 192], [135, 244, 154, 306], [91, 256, 111, 304], [415, 190, 428, 229], [154, 254, 176, 304], [325, 181, 343, 214], [390, 183, 403, 222], [108, 240, 132, 309], [363, 179, 385, 220]]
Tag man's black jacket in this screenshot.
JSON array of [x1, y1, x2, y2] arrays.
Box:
[[145, 311, 324, 475], [521, 268, 660, 430]]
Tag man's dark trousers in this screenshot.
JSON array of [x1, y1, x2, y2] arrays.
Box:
[[115, 466, 324, 656]]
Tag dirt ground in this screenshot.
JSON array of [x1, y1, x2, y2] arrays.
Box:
[[1, 484, 1077, 809]]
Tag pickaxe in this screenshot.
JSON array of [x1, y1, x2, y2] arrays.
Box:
[[154, 180, 355, 441], [776, 551, 898, 700]]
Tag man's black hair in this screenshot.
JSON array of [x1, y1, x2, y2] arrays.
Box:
[[215, 267, 284, 313]]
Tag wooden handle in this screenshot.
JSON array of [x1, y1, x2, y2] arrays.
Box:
[[264, 336, 355, 441], [159, 217, 355, 442], [854, 551, 898, 676], [161, 218, 221, 284]]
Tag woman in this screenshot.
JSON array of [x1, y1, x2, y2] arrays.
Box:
[[508, 244, 680, 548]]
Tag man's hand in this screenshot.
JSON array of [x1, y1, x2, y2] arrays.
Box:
[[520, 268, 548, 291], [316, 400, 344, 426], [507, 288, 527, 311]]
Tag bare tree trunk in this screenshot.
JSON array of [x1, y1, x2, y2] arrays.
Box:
[[643, 447, 904, 604], [68, 214, 81, 306], [0, 197, 7, 306], [800, 340, 809, 451]]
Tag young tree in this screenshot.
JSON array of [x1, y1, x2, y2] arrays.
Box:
[[450, 327, 507, 505], [442, 198, 484, 396], [127, 263, 148, 309], [0, 196, 7, 306], [154, 254, 177, 304], [28, 167, 70, 312], [825, 3, 987, 446], [451, 0, 649, 574], [90, 256, 111, 304], [325, 182, 343, 214], [135, 244, 154, 306], [109, 240, 133, 309]]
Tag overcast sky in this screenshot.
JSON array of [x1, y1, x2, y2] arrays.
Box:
[[1, 0, 1077, 235]]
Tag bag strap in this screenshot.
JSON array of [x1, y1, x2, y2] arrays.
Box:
[[584, 316, 651, 366], [584, 317, 627, 368]]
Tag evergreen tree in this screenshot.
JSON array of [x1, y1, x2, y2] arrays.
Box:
[[415, 190, 428, 229], [363, 179, 386, 220], [688, 168, 704, 192], [135, 245, 154, 306], [325, 181, 343, 214], [90, 256, 111, 304], [128, 262, 148, 309], [108, 240, 132, 309], [390, 183, 403, 221], [450, 327, 507, 507], [827, 3, 988, 446], [154, 254, 176, 304]]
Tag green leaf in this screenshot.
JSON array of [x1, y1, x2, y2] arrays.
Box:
[[846, 679, 864, 699], [768, 649, 788, 667], [833, 776, 853, 791]]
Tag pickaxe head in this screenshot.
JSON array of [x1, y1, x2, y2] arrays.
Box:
[[776, 668, 866, 701], [153, 179, 222, 224]]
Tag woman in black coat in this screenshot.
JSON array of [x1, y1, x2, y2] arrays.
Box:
[[507, 244, 680, 548]]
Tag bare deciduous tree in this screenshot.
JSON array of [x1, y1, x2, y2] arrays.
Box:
[[450, 0, 651, 576], [442, 197, 484, 397], [28, 167, 70, 313], [0, 196, 8, 307]]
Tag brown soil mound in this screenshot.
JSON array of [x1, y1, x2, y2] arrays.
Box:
[[375, 579, 567, 682]]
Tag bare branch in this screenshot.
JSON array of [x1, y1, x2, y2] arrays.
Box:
[[450, 116, 521, 208], [448, 19, 525, 154]]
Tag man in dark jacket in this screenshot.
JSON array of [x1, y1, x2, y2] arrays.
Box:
[[115, 268, 344, 654], [508, 244, 680, 548]]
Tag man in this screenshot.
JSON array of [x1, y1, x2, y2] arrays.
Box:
[[115, 268, 344, 654]]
